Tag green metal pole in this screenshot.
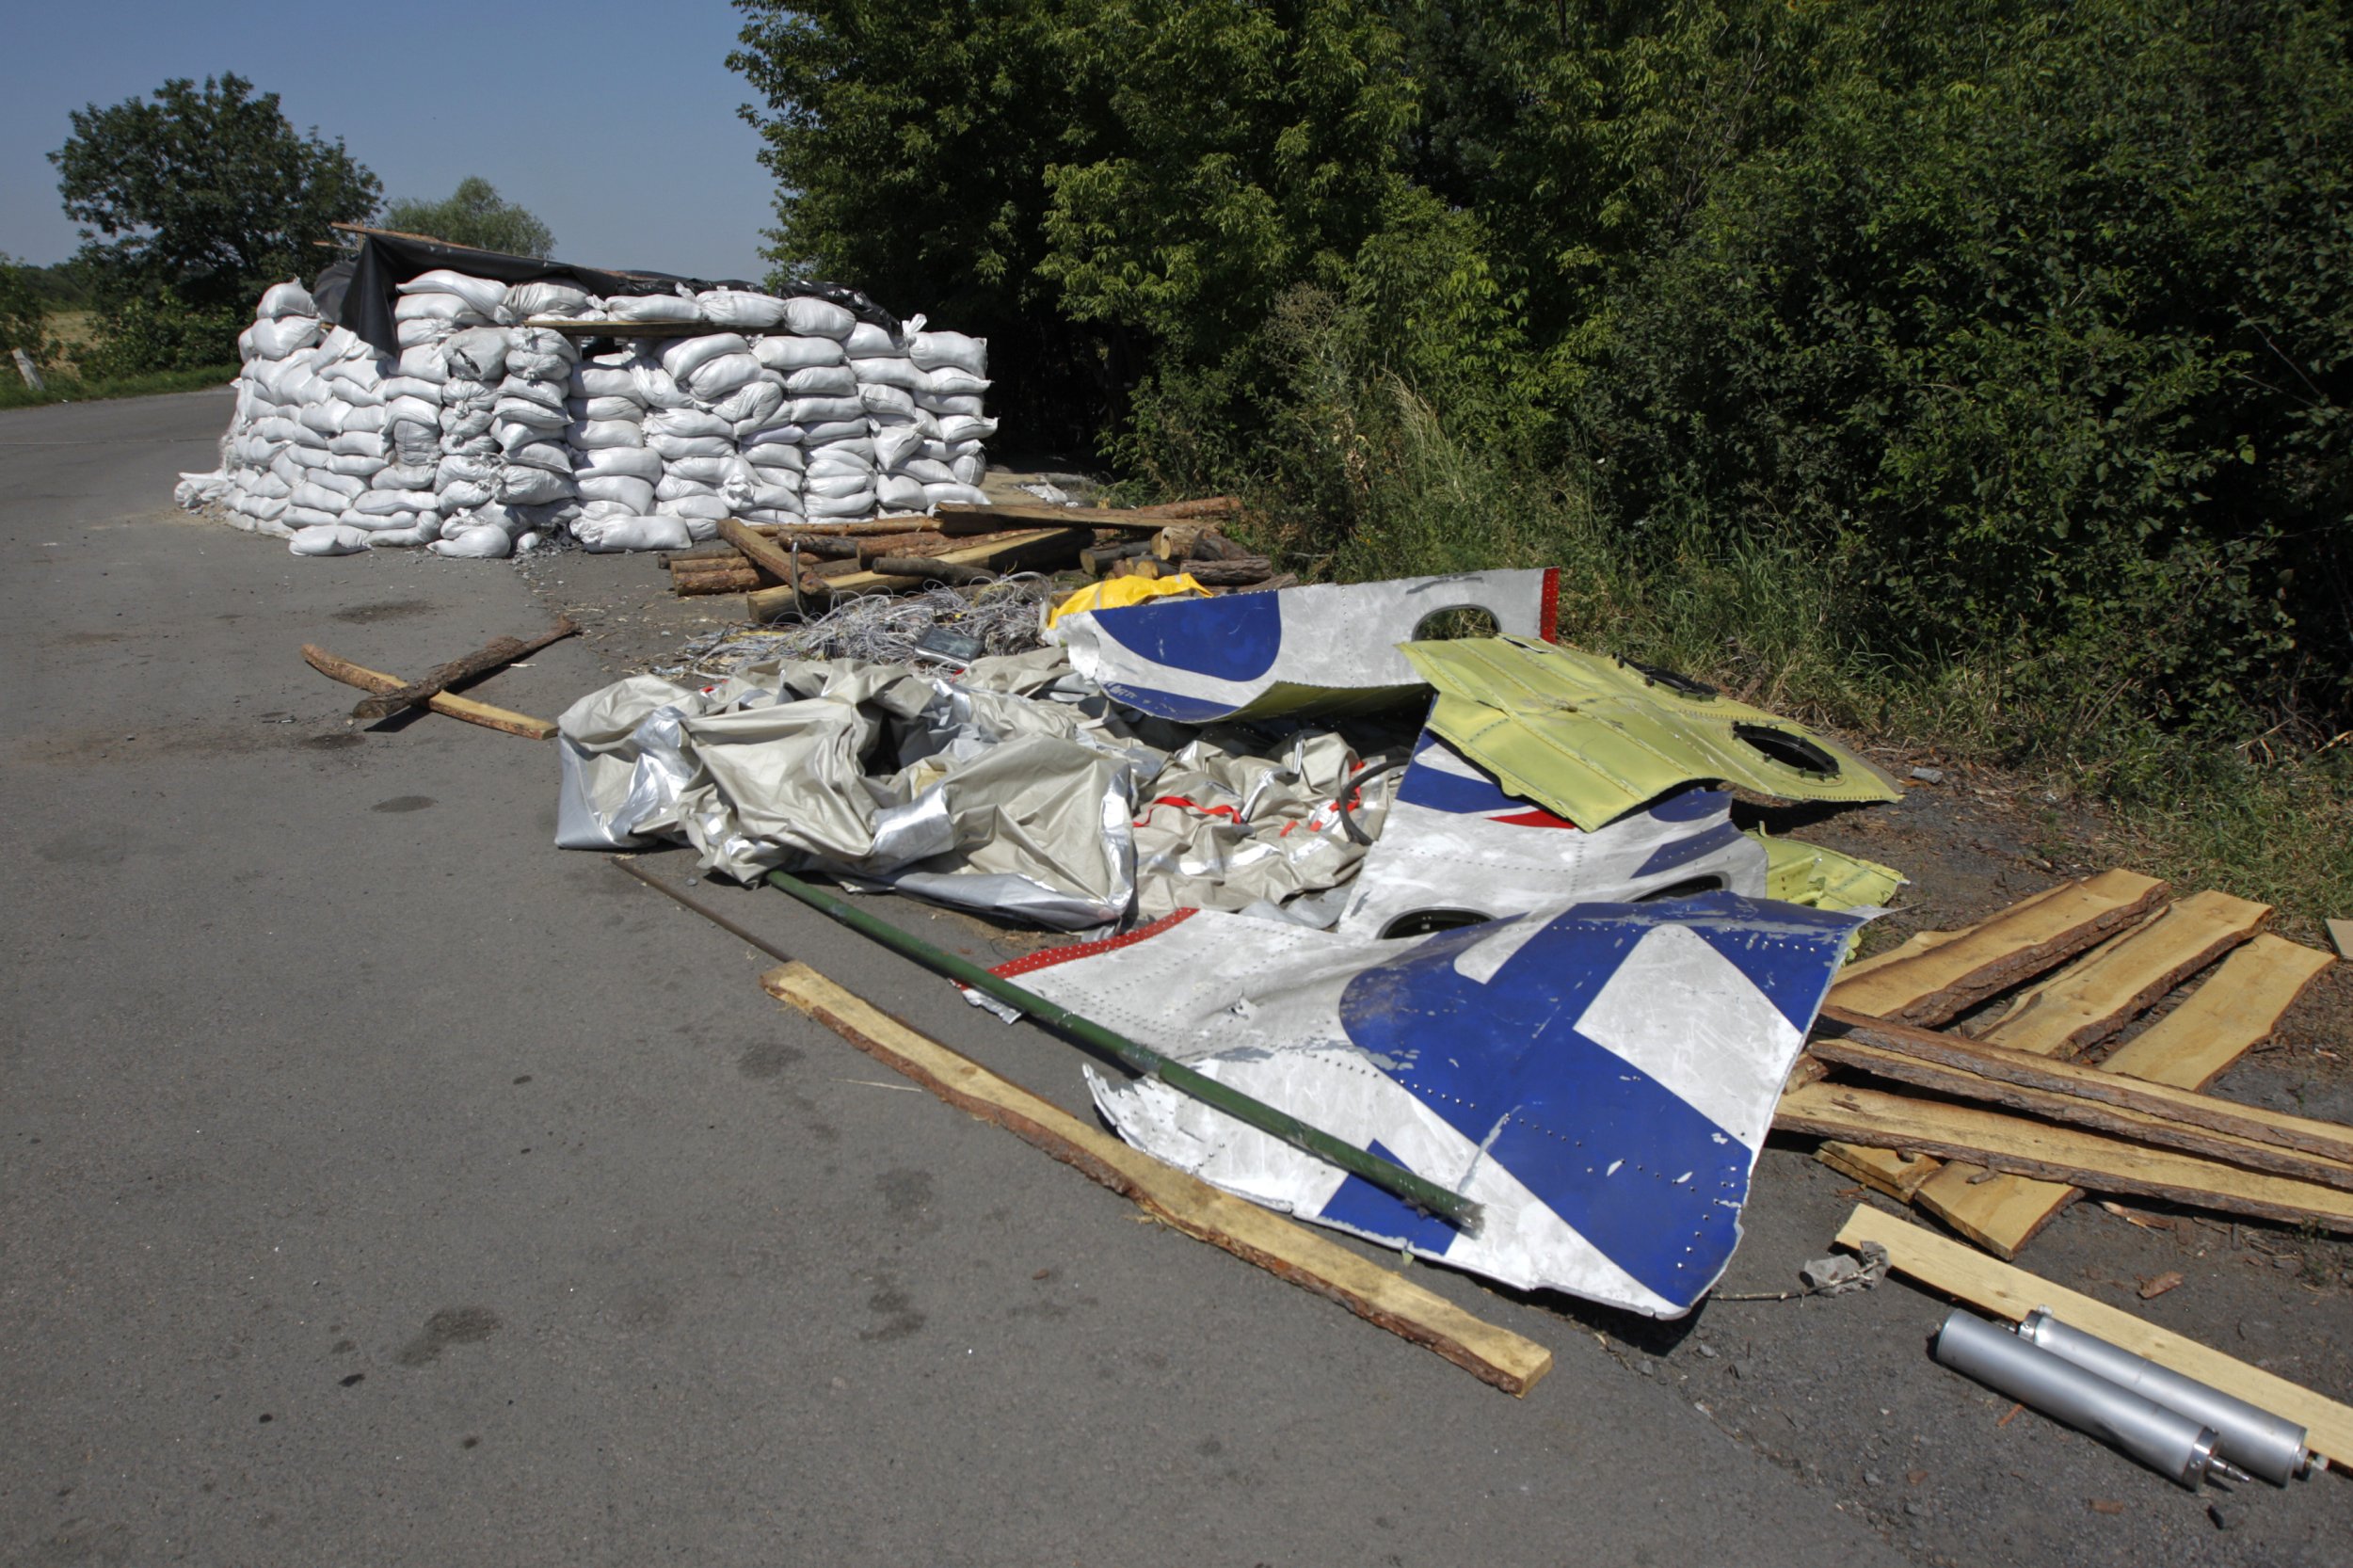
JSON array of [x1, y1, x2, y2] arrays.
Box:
[[763, 869, 1483, 1235]]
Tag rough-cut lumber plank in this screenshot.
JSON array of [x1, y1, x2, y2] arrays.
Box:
[[300, 645, 557, 742], [762, 518, 948, 538], [748, 527, 1093, 616], [1130, 495, 1241, 520], [1776, 1081, 2353, 1232], [759, 962, 1553, 1395], [2330, 920, 2352, 960], [1804, 1031, 2353, 1190], [347, 618, 578, 721], [936, 502, 1209, 533], [2101, 934, 2335, 1089], [1828, 870, 2170, 1026], [1910, 1160, 2077, 1256], [866, 553, 996, 584], [1815, 1007, 2353, 1173], [718, 518, 830, 596], [1836, 1205, 2353, 1469], [1975, 889, 2271, 1059], [1817, 1142, 1940, 1202]]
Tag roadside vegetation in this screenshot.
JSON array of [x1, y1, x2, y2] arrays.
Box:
[[736, 0, 2353, 927]]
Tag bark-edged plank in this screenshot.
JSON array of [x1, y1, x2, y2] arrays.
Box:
[[1976, 888, 2271, 1060], [759, 962, 1554, 1395], [301, 645, 557, 741], [2100, 935, 2335, 1089], [347, 617, 577, 721], [1828, 871, 2169, 1027], [1775, 1082, 2353, 1232], [1836, 1204, 2353, 1468]]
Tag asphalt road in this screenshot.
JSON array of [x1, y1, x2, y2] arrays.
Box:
[[0, 389, 1915, 1565]]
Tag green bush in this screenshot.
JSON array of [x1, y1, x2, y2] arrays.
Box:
[[78, 289, 243, 378]]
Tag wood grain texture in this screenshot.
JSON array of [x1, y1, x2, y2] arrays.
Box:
[[300, 645, 556, 741], [1828, 871, 2169, 1027], [759, 962, 1554, 1396], [1812, 1008, 2353, 1175], [1976, 889, 2271, 1060], [746, 528, 1091, 617], [2101, 934, 2335, 1089], [1816, 1143, 1941, 1201], [1777, 1082, 2353, 1232], [347, 617, 577, 721], [1837, 1205, 2353, 1469]]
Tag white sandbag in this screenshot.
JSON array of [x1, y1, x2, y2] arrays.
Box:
[[507, 440, 574, 474], [443, 327, 514, 381], [737, 504, 805, 525], [341, 504, 424, 532], [789, 395, 867, 425], [924, 366, 991, 396], [495, 398, 570, 432], [711, 377, 785, 426], [743, 483, 804, 511], [953, 452, 987, 488], [653, 473, 719, 501], [289, 523, 373, 556], [936, 414, 999, 444], [499, 467, 577, 504], [440, 407, 495, 442], [374, 462, 439, 491], [437, 452, 501, 486], [569, 419, 646, 450], [743, 440, 807, 472], [396, 344, 450, 383], [697, 289, 788, 329], [501, 280, 597, 322], [872, 424, 926, 471], [898, 457, 956, 484], [805, 470, 875, 500], [655, 493, 732, 521], [364, 520, 444, 547], [875, 473, 927, 510], [604, 291, 700, 323], [576, 514, 694, 552], [572, 364, 641, 400], [908, 330, 986, 376], [751, 334, 846, 372], [783, 296, 856, 338], [577, 444, 664, 481], [920, 393, 987, 419], [394, 319, 447, 349], [232, 492, 290, 522], [576, 474, 657, 511], [647, 407, 732, 440], [628, 362, 696, 410], [327, 453, 388, 479], [248, 316, 322, 359], [859, 383, 918, 420], [786, 363, 861, 396], [853, 358, 927, 393], [923, 481, 992, 507], [337, 405, 389, 436], [394, 293, 486, 325], [843, 322, 902, 359], [430, 523, 516, 558], [439, 479, 495, 510], [379, 376, 444, 406], [258, 281, 316, 320], [807, 443, 875, 475], [578, 394, 643, 422], [805, 489, 876, 519], [440, 374, 495, 405], [399, 269, 510, 318], [740, 424, 807, 452], [647, 431, 734, 461], [305, 468, 368, 500], [662, 454, 733, 485], [683, 352, 764, 401], [802, 419, 870, 445]]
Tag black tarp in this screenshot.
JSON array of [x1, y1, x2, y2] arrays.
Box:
[[321, 230, 897, 359]]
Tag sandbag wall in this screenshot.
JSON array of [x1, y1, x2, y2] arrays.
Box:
[[196, 270, 994, 558]]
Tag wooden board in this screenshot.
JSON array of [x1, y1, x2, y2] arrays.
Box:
[[1776, 1081, 2353, 1232], [1975, 888, 2271, 1060], [1836, 1205, 2353, 1469], [744, 527, 1092, 618], [1816, 1142, 1940, 1201], [935, 502, 1207, 533], [300, 645, 556, 742], [2101, 934, 2335, 1089], [1827, 871, 2169, 1027], [1810, 1010, 2353, 1176], [1910, 1160, 2077, 1256], [759, 962, 1554, 1396], [2330, 920, 2352, 960]]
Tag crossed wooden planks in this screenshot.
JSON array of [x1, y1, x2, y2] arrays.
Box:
[[1789, 870, 2336, 1257]]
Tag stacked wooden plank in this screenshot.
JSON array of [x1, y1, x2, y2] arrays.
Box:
[[1778, 871, 2339, 1258], [654, 498, 1293, 617]]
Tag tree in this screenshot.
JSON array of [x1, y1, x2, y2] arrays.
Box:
[[50, 73, 379, 311], [0, 255, 56, 370], [383, 177, 556, 259]]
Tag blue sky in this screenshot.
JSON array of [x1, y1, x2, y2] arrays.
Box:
[[2, 0, 778, 283]]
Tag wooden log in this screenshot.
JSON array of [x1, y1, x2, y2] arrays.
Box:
[[671, 565, 763, 596], [1081, 539, 1154, 577], [1173, 555, 1273, 586], [761, 518, 947, 538], [1237, 572, 1299, 593], [719, 517, 832, 596], [2099, 934, 2335, 1089], [661, 541, 752, 568], [867, 554, 996, 584], [301, 645, 557, 742], [1828, 870, 2171, 1027], [1836, 1204, 2353, 1470], [758, 533, 863, 562], [347, 618, 578, 722], [1151, 523, 1256, 562], [1775, 1081, 2353, 1233], [936, 502, 1211, 534], [1805, 1020, 2353, 1189], [760, 962, 1553, 1395], [744, 527, 1093, 618]]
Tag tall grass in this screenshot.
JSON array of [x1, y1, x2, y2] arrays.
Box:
[[0, 363, 236, 412]]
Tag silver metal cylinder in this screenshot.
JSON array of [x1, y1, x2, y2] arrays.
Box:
[[1933, 1311, 2223, 1489], [2020, 1307, 2309, 1485]]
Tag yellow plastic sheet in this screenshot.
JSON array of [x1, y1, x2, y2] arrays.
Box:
[[1046, 572, 1210, 629]]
